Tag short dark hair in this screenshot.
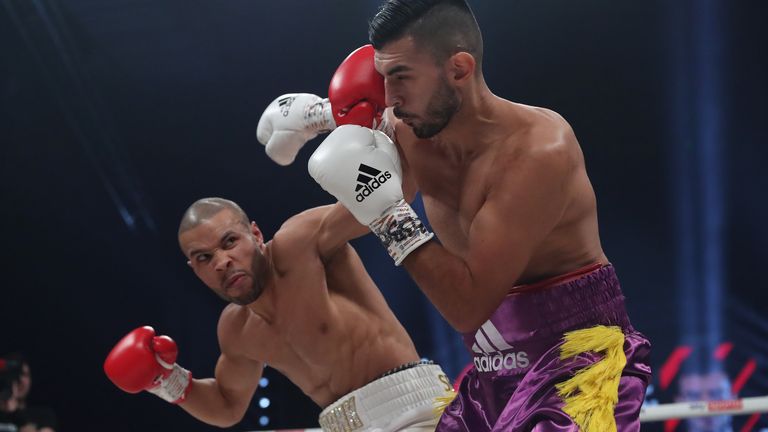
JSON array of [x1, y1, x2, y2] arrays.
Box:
[[369, 0, 483, 68], [178, 197, 250, 238]]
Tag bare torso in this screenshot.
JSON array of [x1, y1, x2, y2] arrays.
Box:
[[218, 208, 419, 407], [396, 100, 607, 286]]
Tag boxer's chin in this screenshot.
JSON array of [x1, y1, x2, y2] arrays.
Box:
[[412, 79, 460, 139], [217, 271, 263, 305], [227, 278, 263, 305], [412, 118, 450, 139]]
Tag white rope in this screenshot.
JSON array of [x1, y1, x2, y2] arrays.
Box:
[[640, 396, 768, 422], [255, 395, 768, 430]]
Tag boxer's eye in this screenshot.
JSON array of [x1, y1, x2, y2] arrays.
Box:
[[223, 236, 237, 248], [195, 254, 211, 263]]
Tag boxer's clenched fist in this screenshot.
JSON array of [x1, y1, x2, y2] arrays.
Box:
[[104, 326, 192, 404]]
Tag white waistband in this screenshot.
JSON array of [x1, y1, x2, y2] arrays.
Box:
[[318, 364, 450, 432]]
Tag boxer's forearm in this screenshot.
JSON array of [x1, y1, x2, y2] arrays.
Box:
[[327, 201, 371, 241], [179, 378, 248, 427], [403, 241, 505, 333]]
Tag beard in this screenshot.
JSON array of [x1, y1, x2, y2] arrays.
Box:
[[224, 278, 263, 306], [394, 76, 460, 139], [219, 253, 266, 305]]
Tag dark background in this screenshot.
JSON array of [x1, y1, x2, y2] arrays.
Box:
[[1, 0, 766, 431]]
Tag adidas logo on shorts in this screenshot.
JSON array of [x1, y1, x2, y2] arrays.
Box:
[[355, 163, 392, 202], [472, 320, 530, 372]]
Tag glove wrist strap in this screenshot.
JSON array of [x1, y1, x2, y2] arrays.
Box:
[[305, 98, 336, 133], [369, 199, 434, 266], [148, 363, 192, 404]]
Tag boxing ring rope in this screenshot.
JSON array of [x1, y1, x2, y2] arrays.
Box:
[[639, 395, 768, 422], [254, 395, 768, 431]]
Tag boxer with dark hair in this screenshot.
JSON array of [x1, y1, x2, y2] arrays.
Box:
[[105, 198, 453, 431], [258, 1, 652, 430]]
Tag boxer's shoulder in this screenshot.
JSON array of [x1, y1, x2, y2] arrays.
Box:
[[280, 206, 333, 235], [218, 304, 253, 341], [493, 104, 580, 172], [270, 207, 328, 264], [525, 106, 579, 156], [217, 304, 273, 360]]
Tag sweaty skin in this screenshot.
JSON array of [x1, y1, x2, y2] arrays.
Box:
[[177, 206, 419, 427], [373, 36, 608, 333]]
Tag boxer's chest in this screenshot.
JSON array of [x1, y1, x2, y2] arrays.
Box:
[[410, 153, 491, 255], [245, 284, 337, 366]]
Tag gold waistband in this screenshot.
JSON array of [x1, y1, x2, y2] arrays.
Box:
[[318, 395, 363, 432]]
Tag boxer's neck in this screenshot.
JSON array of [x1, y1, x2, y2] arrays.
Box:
[[430, 86, 506, 162]]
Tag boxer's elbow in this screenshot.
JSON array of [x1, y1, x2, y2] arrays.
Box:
[[209, 418, 238, 429], [209, 407, 246, 428], [211, 395, 250, 428], [451, 317, 483, 334], [445, 298, 500, 334], [450, 313, 491, 334]]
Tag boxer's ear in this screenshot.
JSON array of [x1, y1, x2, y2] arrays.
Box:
[[251, 222, 265, 244], [447, 51, 476, 84]]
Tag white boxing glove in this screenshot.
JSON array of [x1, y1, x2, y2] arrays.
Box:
[[309, 125, 433, 265], [256, 93, 336, 165]]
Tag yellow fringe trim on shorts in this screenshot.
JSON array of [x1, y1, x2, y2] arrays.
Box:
[[433, 390, 458, 418], [555, 325, 626, 432]]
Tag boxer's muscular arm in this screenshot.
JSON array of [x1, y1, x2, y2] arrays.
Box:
[[269, 204, 365, 262], [179, 310, 264, 427], [317, 203, 370, 259], [403, 130, 575, 333], [180, 355, 263, 427]]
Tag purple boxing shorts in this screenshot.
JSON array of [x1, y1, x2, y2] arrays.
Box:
[[437, 264, 651, 432]]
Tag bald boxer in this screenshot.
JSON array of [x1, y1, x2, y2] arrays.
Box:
[[257, 1, 651, 431], [104, 198, 453, 431]]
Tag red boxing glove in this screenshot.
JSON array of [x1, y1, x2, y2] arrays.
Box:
[[104, 326, 192, 404], [328, 45, 386, 128]]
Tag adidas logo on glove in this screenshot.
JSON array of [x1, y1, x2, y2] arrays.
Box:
[[277, 96, 296, 117], [355, 163, 392, 202]]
